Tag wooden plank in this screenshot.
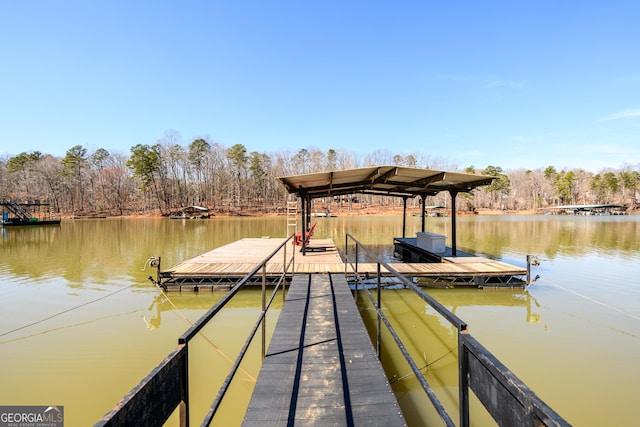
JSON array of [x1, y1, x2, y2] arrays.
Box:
[[242, 273, 405, 426]]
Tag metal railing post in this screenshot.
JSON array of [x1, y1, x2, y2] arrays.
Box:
[[291, 234, 296, 282], [284, 240, 288, 302], [345, 234, 349, 275], [262, 264, 267, 360], [376, 262, 382, 358], [355, 244, 359, 274]]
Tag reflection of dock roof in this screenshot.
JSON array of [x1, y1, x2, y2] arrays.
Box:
[[278, 166, 495, 198]]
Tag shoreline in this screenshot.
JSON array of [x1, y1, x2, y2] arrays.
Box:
[[59, 207, 543, 220], [57, 204, 637, 220]]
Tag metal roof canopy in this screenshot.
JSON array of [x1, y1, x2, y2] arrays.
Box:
[[278, 165, 495, 198], [278, 166, 496, 256]]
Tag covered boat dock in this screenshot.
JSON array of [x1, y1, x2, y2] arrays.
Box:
[[277, 165, 496, 257], [542, 203, 628, 215], [157, 166, 529, 290]]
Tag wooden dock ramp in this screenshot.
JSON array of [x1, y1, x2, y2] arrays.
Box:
[[242, 273, 405, 426]]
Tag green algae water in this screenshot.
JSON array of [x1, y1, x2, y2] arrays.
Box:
[[0, 215, 638, 426]]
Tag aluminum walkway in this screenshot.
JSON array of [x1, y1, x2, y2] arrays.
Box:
[[242, 272, 405, 426]]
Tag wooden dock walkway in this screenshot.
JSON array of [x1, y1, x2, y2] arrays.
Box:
[[159, 237, 527, 290], [242, 272, 405, 426]]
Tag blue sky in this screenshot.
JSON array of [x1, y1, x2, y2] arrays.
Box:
[[1, 1, 639, 172]]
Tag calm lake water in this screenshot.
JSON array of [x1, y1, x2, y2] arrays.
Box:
[[0, 215, 638, 426]]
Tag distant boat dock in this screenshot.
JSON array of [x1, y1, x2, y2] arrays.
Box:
[[1, 198, 60, 226]]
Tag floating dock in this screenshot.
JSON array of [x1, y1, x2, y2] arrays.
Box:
[[1, 198, 60, 226], [158, 237, 528, 291]]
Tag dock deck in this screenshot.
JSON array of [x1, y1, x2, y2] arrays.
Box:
[[242, 272, 405, 426], [159, 237, 527, 290], [162, 238, 344, 288]]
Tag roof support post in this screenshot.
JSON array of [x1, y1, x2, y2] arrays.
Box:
[[300, 194, 308, 256], [305, 194, 313, 256], [402, 197, 407, 238], [449, 189, 459, 257], [420, 194, 426, 233]]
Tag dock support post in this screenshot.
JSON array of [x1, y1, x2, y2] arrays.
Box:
[[420, 194, 426, 233], [302, 194, 312, 256], [299, 193, 310, 256], [402, 197, 407, 238], [449, 190, 459, 257], [525, 255, 539, 285]]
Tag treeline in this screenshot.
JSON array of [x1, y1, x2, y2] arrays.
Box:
[[1, 130, 638, 216]]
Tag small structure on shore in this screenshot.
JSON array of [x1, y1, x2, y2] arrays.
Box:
[[169, 205, 211, 219]]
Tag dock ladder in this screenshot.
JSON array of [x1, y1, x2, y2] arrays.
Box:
[[286, 200, 297, 236]]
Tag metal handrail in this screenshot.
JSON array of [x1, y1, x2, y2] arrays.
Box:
[[96, 234, 296, 427], [345, 233, 467, 331], [201, 263, 288, 425], [345, 233, 457, 427], [189, 234, 296, 426], [344, 233, 569, 427], [180, 236, 295, 343]]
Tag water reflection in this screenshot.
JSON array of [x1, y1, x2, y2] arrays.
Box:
[[0, 216, 637, 286], [358, 287, 548, 426], [142, 294, 166, 330], [138, 289, 284, 332]]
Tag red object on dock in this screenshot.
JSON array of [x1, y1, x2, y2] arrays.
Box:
[[292, 222, 316, 246]]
